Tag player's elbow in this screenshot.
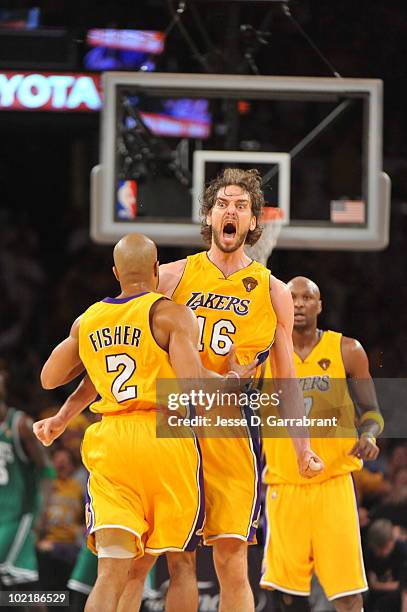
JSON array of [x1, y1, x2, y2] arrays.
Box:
[[40, 365, 57, 389]]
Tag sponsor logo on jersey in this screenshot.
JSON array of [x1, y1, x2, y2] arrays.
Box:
[[186, 292, 250, 316], [242, 277, 258, 292]]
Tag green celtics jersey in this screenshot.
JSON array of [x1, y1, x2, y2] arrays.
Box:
[[0, 408, 40, 523]]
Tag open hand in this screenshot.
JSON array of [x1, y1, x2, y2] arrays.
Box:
[[349, 436, 379, 461]]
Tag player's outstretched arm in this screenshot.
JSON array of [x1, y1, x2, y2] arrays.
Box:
[[41, 317, 84, 389], [343, 336, 382, 461], [33, 375, 97, 447], [269, 276, 324, 478]]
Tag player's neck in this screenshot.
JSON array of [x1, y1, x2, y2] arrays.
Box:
[[207, 244, 252, 276], [293, 326, 321, 351], [117, 281, 154, 298]]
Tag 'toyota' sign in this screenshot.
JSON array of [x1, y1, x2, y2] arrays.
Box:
[[0, 72, 102, 112]]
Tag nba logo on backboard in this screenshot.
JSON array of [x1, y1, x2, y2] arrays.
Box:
[[116, 180, 137, 220]]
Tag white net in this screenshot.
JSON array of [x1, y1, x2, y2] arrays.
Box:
[[245, 208, 284, 266]]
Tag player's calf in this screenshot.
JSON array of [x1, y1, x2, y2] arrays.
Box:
[[117, 554, 156, 612], [166, 551, 198, 612], [213, 539, 254, 612], [85, 557, 133, 612], [333, 593, 363, 612], [272, 591, 311, 611]]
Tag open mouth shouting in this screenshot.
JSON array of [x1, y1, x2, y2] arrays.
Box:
[[222, 219, 237, 244]]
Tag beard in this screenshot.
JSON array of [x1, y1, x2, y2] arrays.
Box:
[[211, 226, 248, 253]]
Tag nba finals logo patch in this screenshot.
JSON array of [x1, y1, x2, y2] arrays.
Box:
[[318, 358, 331, 371], [242, 277, 258, 292]]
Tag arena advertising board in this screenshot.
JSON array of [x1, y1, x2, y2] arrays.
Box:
[[0, 71, 102, 112], [0, 72, 211, 138]]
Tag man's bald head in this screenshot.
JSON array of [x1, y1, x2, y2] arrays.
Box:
[[287, 276, 321, 299], [113, 233, 158, 289], [287, 276, 322, 330]]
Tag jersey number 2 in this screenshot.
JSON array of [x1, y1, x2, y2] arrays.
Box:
[[106, 354, 137, 403]]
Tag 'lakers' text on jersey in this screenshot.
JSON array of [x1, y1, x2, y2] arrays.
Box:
[[173, 252, 277, 374], [263, 330, 361, 485], [79, 292, 175, 414]]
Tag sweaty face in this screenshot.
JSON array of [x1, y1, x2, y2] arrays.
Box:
[[208, 185, 256, 253], [289, 279, 321, 329]]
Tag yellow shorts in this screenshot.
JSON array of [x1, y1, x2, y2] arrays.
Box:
[[81, 411, 204, 557], [200, 422, 261, 544], [260, 474, 367, 601]]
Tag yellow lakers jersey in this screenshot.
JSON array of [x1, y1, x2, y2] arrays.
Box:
[[172, 251, 276, 375], [79, 292, 175, 414], [263, 330, 362, 485]]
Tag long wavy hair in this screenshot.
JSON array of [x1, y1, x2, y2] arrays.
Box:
[[200, 168, 264, 246]]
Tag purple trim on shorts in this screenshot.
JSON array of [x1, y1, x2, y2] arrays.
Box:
[[242, 404, 263, 542], [260, 485, 269, 582], [350, 471, 360, 504], [102, 292, 149, 304], [85, 477, 95, 535], [184, 437, 205, 551]]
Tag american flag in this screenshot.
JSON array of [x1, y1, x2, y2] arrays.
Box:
[[330, 200, 365, 224]]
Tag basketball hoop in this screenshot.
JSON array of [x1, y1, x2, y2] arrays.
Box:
[[245, 207, 284, 266]]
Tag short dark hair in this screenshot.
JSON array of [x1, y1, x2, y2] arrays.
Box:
[[367, 519, 393, 550], [200, 168, 265, 246]]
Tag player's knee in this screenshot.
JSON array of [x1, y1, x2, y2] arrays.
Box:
[[333, 593, 363, 612], [272, 591, 310, 611], [167, 552, 196, 581], [128, 554, 156, 582], [96, 558, 132, 593], [213, 540, 248, 580]]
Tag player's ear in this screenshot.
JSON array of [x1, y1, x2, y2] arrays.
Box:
[[112, 266, 119, 282], [154, 260, 159, 277], [206, 209, 212, 226], [249, 215, 257, 231], [317, 300, 322, 315]]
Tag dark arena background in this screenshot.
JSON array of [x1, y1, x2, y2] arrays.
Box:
[[1, 1, 406, 611]]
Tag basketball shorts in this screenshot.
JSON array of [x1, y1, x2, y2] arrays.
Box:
[[0, 514, 38, 585], [260, 474, 367, 601], [81, 411, 204, 557], [199, 411, 262, 544]]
